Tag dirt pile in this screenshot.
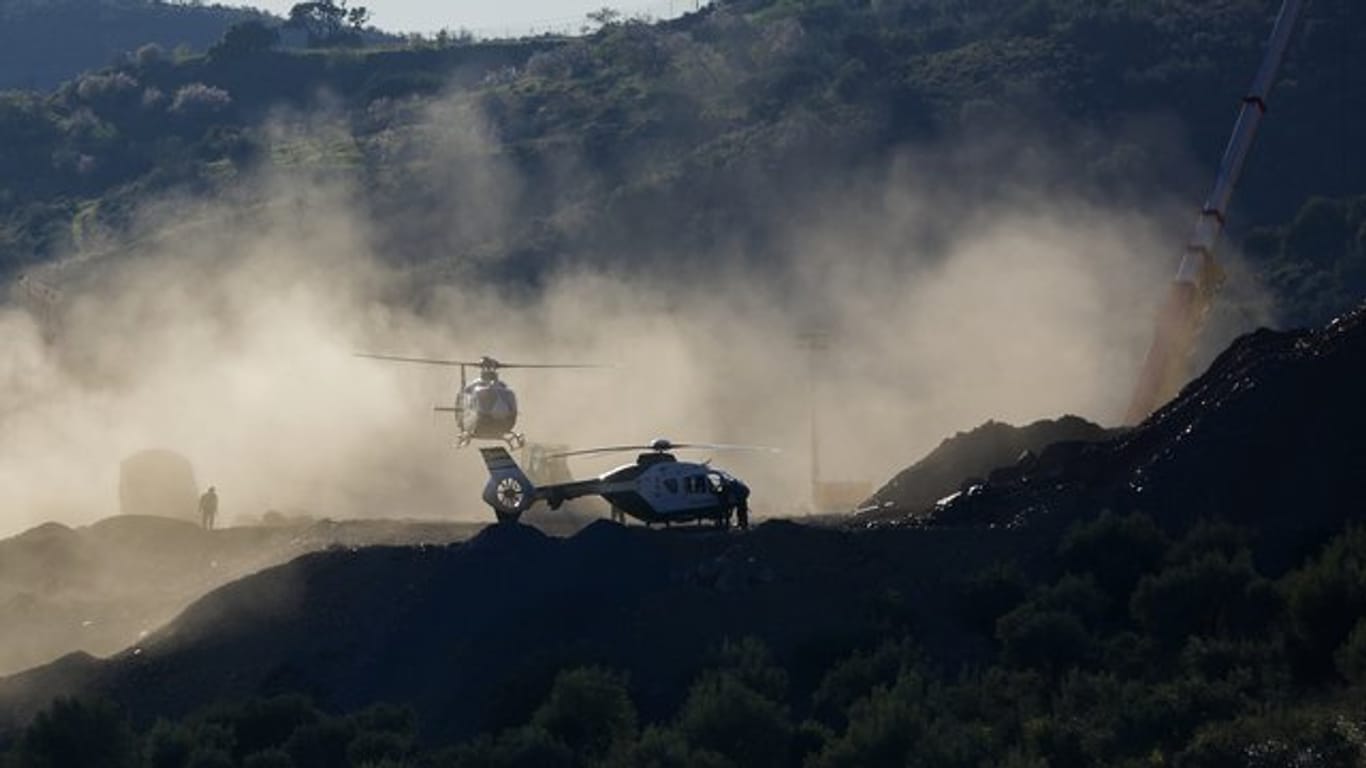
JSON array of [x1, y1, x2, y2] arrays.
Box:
[[855, 416, 1115, 524], [900, 304, 1366, 562]]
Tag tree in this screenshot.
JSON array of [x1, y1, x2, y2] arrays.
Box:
[[531, 667, 637, 761], [210, 21, 280, 60], [18, 697, 137, 768], [285, 0, 367, 48]]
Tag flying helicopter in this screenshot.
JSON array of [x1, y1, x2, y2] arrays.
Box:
[[354, 353, 602, 448], [478, 438, 774, 529]]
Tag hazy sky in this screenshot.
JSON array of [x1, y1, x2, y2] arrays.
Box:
[[229, 0, 702, 36]]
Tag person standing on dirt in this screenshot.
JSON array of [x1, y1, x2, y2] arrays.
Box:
[[199, 486, 219, 530]]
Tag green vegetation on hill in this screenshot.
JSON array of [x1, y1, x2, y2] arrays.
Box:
[[0, 0, 276, 90], [9, 519, 1366, 767], [2, 0, 1365, 322]]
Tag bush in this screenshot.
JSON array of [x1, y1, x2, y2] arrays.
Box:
[[810, 638, 919, 725], [1176, 712, 1358, 768], [1131, 552, 1278, 643], [1284, 527, 1366, 678], [531, 667, 637, 761], [1334, 618, 1366, 684], [1058, 512, 1167, 601], [284, 718, 354, 768], [241, 750, 294, 768], [676, 672, 793, 768], [18, 697, 137, 768], [997, 605, 1093, 672], [202, 694, 320, 759], [490, 725, 573, 768], [145, 720, 194, 768], [958, 561, 1028, 634], [714, 636, 788, 701], [806, 671, 926, 768]]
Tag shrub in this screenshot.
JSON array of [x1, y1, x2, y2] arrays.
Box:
[[1131, 552, 1278, 643], [18, 697, 137, 768], [145, 720, 194, 768], [810, 638, 919, 724], [676, 672, 792, 768], [1176, 712, 1358, 768], [997, 604, 1093, 672], [1058, 511, 1167, 601], [531, 667, 637, 761], [1284, 527, 1366, 678], [958, 561, 1028, 634], [1334, 618, 1366, 684], [806, 671, 926, 768], [170, 84, 232, 117]]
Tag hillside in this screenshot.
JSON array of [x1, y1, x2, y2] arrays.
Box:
[[0, 515, 486, 676], [2, 0, 1365, 328], [0, 520, 1036, 741], [0, 0, 276, 90], [3, 304, 1366, 764]]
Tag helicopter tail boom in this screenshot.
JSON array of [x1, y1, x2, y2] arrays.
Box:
[[479, 448, 538, 524]]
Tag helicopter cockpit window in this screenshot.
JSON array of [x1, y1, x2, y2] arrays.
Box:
[[664, 478, 679, 494], [707, 473, 725, 493], [685, 476, 707, 494]]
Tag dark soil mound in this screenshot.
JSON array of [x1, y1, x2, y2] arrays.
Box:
[[855, 416, 1116, 524], [910, 304, 1366, 568], [0, 520, 1034, 742]]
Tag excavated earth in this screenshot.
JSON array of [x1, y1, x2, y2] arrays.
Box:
[[876, 304, 1366, 571], [0, 306, 1363, 740], [855, 415, 1117, 524]]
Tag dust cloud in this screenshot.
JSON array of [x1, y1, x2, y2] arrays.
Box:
[[0, 97, 1274, 536]]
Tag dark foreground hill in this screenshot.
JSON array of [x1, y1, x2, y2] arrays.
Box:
[[0, 515, 485, 676], [0, 519, 1035, 742]]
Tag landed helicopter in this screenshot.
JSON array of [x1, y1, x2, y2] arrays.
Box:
[[355, 353, 601, 448], [478, 438, 771, 529]]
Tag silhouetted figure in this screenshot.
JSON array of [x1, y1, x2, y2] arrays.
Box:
[[199, 486, 219, 530]]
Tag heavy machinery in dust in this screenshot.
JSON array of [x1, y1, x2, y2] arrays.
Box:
[[1125, 0, 1306, 424]]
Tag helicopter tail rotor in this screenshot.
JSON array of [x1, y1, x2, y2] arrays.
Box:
[[479, 447, 538, 524]]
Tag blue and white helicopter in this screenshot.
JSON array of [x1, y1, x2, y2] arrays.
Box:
[[479, 439, 769, 530]]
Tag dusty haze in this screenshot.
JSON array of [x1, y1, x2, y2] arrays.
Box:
[[0, 96, 1275, 537]]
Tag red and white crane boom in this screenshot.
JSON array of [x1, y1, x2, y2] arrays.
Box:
[[1124, 0, 1307, 424]]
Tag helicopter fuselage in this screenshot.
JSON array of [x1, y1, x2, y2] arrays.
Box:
[[457, 378, 519, 440], [495, 450, 751, 528], [595, 454, 742, 525]]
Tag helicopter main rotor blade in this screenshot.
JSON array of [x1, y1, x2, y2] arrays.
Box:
[[548, 442, 780, 459], [492, 362, 612, 369], [353, 353, 482, 367], [668, 443, 783, 453], [548, 445, 655, 458]]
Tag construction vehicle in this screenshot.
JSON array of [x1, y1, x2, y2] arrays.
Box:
[[1125, 0, 1306, 424]]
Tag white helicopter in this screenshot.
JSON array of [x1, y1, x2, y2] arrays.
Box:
[[355, 353, 602, 448], [478, 438, 772, 529]]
